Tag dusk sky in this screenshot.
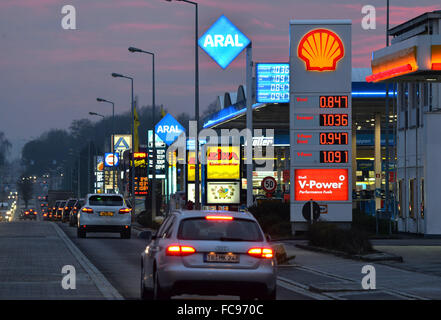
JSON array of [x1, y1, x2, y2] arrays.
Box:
[[1, 0, 440, 158]]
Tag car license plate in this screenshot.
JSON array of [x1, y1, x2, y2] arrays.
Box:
[[205, 253, 239, 263], [99, 212, 114, 216]]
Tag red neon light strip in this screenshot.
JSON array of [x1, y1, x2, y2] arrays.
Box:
[[432, 63, 441, 70], [366, 64, 413, 82]]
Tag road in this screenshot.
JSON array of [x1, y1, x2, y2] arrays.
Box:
[[4, 217, 441, 300], [0, 219, 313, 300]]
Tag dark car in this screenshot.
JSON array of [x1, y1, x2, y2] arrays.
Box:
[[51, 200, 64, 221], [69, 198, 85, 227], [62, 198, 77, 223], [22, 209, 37, 220]]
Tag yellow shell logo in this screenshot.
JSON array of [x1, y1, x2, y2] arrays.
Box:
[[298, 29, 344, 72]]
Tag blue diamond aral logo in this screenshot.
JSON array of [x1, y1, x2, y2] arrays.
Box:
[[155, 113, 185, 146], [198, 15, 251, 69]]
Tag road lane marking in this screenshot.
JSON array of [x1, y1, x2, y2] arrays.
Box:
[[277, 276, 336, 300], [51, 222, 124, 300], [295, 265, 427, 300]]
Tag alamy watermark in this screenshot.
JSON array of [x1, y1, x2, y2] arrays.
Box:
[[61, 265, 76, 290], [166, 121, 274, 171]]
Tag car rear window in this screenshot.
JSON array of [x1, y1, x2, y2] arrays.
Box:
[[67, 200, 77, 207], [178, 218, 263, 242], [89, 196, 123, 206]]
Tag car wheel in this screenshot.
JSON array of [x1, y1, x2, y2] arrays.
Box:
[[77, 228, 86, 238], [140, 262, 153, 300], [153, 270, 170, 300]]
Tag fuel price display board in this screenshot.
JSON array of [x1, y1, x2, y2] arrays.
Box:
[[289, 20, 352, 229], [256, 63, 290, 103]]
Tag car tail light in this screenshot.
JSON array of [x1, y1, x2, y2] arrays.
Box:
[[166, 245, 196, 256], [82, 207, 93, 213], [25, 212, 29, 215], [247, 248, 274, 259], [65, 207, 68, 210], [205, 215, 233, 221], [119, 208, 131, 214]]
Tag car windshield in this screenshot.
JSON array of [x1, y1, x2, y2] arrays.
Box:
[[89, 196, 123, 207], [178, 218, 263, 242]]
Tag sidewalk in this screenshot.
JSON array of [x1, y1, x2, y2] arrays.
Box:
[[279, 241, 441, 299], [0, 221, 122, 300]]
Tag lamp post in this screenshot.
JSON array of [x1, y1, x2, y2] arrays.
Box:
[[128, 46, 157, 219], [165, 0, 200, 209], [111, 72, 135, 214], [97, 98, 116, 193]]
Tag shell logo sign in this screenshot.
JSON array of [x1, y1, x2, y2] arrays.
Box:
[[295, 168, 348, 201], [298, 29, 344, 72]]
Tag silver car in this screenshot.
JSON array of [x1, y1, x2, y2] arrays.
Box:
[[77, 194, 131, 239], [140, 210, 277, 300]]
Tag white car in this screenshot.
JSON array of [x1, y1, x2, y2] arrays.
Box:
[[140, 210, 277, 300], [77, 194, 132, 239]]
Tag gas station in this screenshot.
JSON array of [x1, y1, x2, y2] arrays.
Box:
[[103, 10, 441, 236]]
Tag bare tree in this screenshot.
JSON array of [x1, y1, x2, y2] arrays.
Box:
[[17, 176, 33, 208]]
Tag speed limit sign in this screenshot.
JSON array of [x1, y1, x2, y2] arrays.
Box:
[[261, 176, 277, 193]]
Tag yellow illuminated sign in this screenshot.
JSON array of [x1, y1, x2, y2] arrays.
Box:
[[298, 29, 344, 72], [206, 146, 240, 180]]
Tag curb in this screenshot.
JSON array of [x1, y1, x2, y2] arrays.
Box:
[[295, 244, 403, 262], [51, 222, 124, 300]]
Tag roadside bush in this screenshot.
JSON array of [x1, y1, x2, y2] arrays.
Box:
[[308, 221, 373, 255], [136, 210, 161, 230], [248, 201, 292, 239]]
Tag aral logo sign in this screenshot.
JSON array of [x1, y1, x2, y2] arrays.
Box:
[[155, 113, 185, 146], [295, 168, 348, 201], [199, 15, 250, 69]]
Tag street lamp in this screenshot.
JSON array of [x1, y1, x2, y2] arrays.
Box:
[[97, 98, 117, 193], [128, 46, 157, 219], [89, 112, 105, 118], [111, 72, 136, 215], [165, 0, 200, 209]]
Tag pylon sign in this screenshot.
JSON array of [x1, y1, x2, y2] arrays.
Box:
[[198, 15, 250, 69], [112, 134, 132, 160], [155, 113, 185, 146]]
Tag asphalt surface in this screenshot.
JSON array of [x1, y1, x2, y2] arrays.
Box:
[[6, 217, 441, 300], [58, 222, 312, 300]]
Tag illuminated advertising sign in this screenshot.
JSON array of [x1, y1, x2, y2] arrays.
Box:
[[290, 20, 352, 226], [256, 63, 290, 103], [134, 176, 148, 196], [187, 183, 201, 203], [198, 15, 250, 69], [207, 181, 240, 204], [297, 29, 344, 72], [187, 151, 201, 182], [104, 153, 119, 167], [112, 135, 132, 160], [206, 146, 241, 180], [155, 114, 185, 146], [295, 169, 348, 201], [148, 130, 166, 179]]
